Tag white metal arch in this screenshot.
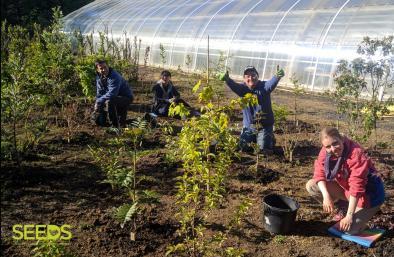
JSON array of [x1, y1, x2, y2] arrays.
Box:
[[84, 1, 126, 34], [148, 0, 195, 65], [327, 0, 366, 90], [310, 0, 351, 90], [134, 0, 179, 36], [120, 0, 168, 37], [65, 1, 110, 34], [224, 0, 266, 70], [168, 0, 212, 66], [261, 0, 302, 79], [192, 0, 236, 70], [107, 0, 147, 35]]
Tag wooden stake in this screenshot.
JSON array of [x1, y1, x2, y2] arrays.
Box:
[[207, 35, 210, 86]]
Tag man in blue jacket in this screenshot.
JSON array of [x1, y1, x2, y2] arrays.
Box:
[[94, 60, 133, 127], [220, 66, 284, 153]]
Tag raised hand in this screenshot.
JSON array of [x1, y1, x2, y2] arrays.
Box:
[[218, 70, 229, 81], [276, 65, 285, 78]]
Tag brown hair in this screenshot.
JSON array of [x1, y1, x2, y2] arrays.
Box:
[[320, 127, 343, 142], [161, 70, 171, 77], [94, 59, 107, 68]]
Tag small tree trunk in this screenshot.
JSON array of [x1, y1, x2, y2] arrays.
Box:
[[12, 117, 22, 172]]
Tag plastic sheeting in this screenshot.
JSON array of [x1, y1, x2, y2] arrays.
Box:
[[64, 0, 394, 95]]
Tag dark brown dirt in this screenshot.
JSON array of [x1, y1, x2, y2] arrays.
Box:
[[1, 72, 393, 257]]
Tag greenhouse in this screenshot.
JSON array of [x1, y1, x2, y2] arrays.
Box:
[[64, 0, 394, 94]]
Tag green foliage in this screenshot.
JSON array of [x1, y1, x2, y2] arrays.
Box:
[[1, 22, 48, 164], [31, 240, 75, 257], [272, 103, 290, 127], [334, 36, 393, 143], [228, 197, 253, 230], [160, 43, 167, 68], [271, 103, 299, 163], [75, 55, 98, 100], [273, 235, 287, 244], [115, 202, 139, 229], [92, 122, 159, 233], [1, 0, 93, 27], [168, 102, 190, 118], [167, 197, 251, 257], [185, 54, 192, 73], [24, 7, 76, 105], [290, 74, 305, 125], [166, 79, 250, 256], [88, 146, 128, 190], [230, 93, 258, 109], [211, 51, 228, 78], [282, 126, 301, 164], [112, 36, 141, 83]]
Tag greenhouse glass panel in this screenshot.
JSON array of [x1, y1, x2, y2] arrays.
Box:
[[63, 0, 394, 95]]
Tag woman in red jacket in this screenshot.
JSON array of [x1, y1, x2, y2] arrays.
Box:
[[306, 127, 385, 234]]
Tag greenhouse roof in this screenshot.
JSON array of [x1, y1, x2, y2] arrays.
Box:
[[64, 0, 394, 95]]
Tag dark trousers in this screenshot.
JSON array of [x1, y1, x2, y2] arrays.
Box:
[[95, 96, 131, 127], [239, 125, 274, 152]]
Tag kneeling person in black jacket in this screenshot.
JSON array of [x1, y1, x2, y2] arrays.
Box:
[[152, 70, 199, 117]]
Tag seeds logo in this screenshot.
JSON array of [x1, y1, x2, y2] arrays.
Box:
[[12, 224, 72, 241]]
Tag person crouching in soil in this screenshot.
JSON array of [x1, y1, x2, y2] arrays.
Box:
[[152, 70, 200, 117], [93, 59, 133, 127], [306, 127, 385, 234]]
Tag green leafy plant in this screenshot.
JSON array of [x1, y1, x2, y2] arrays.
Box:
[[116, 119, 159, 239], [167, 78, 255, 256], [25, 7, 76, 107], [281, 125, 301, 164], [333, 36, 393, 143], [1, 22, 46, 167], [31, 240, 75, 257], [272, 103, 289, 128], [273, 235, 287, 244], [160, 43, 167, 68], [61, 101, 82, 143], [166, 197, 252, 257], [290, 74, 305, 127], [75, 55, 98, 100], [185, 54, 192, 73]]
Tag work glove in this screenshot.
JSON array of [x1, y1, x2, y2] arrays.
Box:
[[218, 71, 229, 81], [276, 65, 285, 78]]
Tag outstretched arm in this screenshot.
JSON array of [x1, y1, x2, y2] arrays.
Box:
[[264, 66, 284, 92], [264, 76, 281, 92], [219, 71, 251, 96]]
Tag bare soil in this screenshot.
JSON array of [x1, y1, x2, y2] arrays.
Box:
[[1, 71, 393, 256]]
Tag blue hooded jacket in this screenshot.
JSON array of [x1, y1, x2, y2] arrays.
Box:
[[96, 68, 133, 104], [225, 76, 280, 128]]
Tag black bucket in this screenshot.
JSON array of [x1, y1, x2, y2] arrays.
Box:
[[262, 194, 300, 234]]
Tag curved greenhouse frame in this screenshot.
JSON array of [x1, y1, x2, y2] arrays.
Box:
[[64, 0, 394, 95]]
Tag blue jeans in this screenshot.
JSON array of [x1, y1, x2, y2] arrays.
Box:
[[239, 126, 274, 152]]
